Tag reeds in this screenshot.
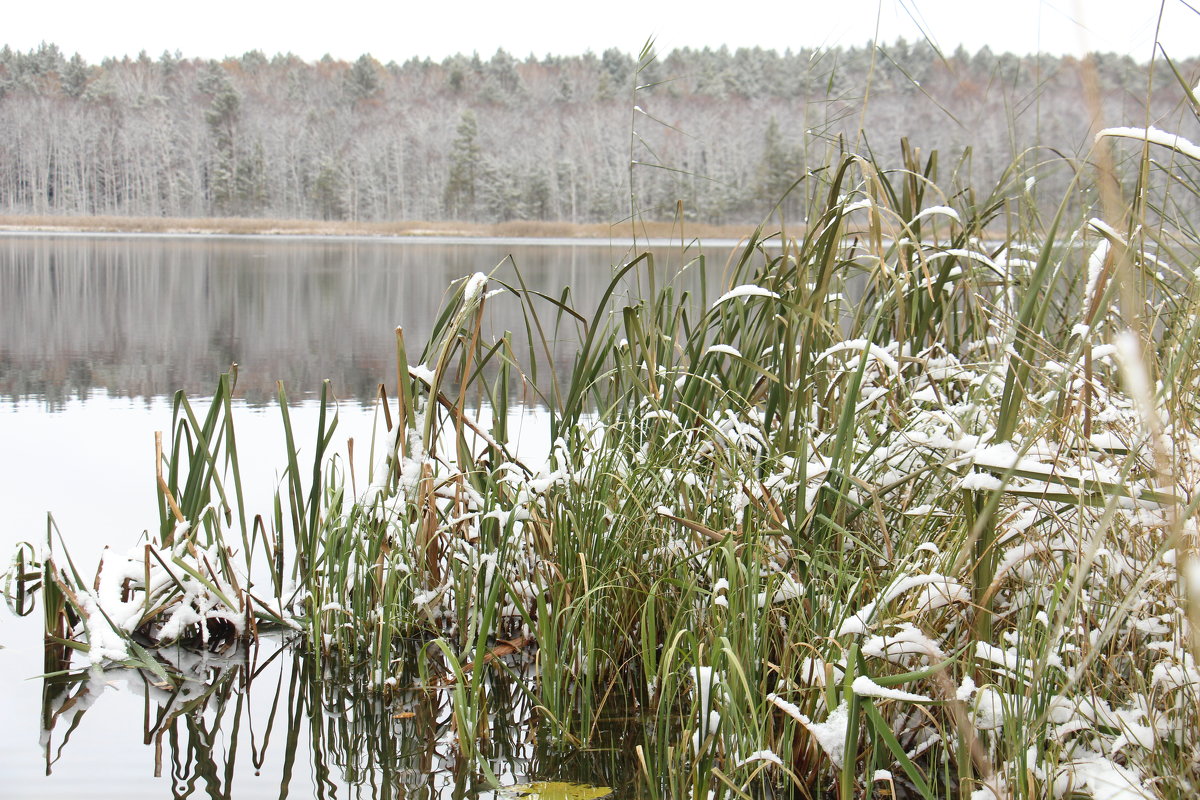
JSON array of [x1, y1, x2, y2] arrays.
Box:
[[8, 70, 1200, 800]]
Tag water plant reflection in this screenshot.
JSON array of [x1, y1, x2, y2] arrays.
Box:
[[39, 635, 628, 799]]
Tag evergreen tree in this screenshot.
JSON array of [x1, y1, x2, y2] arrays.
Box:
[[444, 110, 481, 218], [347, 54, 381, 100], [311, 158, 347, 219], [60, 54, 90, 98], [199, 65, 242, 213], [759, 115, 802, 213]]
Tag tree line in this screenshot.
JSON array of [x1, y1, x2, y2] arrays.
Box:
[[0, 41, 1194, 225]]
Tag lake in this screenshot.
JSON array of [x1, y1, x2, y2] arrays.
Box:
[[0, 233, 730, 799]]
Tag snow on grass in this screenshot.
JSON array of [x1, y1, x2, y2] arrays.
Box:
[[736, 749, 784, 768], [1096, 126, 1200, 162], [851, 675, 932, 703], [769, 694, 850, 768], [711, 284, 781, 308], [703, 344, 743, 358], [814, 339, 901, 375], [862, 622, 946, 663], [910, 205, 961, 225]]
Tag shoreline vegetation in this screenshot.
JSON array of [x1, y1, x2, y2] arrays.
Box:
[[7, 38, 1200, 800], [11, 120, 1200, 798], [0, 213, 760, 241]]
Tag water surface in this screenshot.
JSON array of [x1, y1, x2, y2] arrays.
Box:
[[0, 233, 716, 405], [0, 233, 725, 798]]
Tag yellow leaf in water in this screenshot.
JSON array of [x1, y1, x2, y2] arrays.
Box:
[[500, 782, 612, 800]]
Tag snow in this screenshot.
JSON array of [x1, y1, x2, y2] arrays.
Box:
[[800, 702, 850, 768], [976, 641, 1028, 677], [862, 623, 946, 662], [911, 386, 940, 403], [158, 602, 203, 641], [766, 692, 805, 722], [926, 248, 1000, 275], [412, 583, 448, 609], [851, 675, 932, 703], [482, 508, 529, 526], [703, 344, 743, 358], [911, 205, 961, 225], [757, 573, 804, 606], [973, 686, 1006, 730], [970, 778, 1008, 800], [462, 271, 488, 306], [691, 665, 719, 720], [1089, 431, 1127, 451], [1087, 217, 1126, 243], [915, 580, 970, 612], [711, 285, 781, 308], [814, 339, 901, 375], [1151, 659, 1200, 689], [1068, 752, 1156, 799], [737, 749, 784, 768], [798, 656, 833, 686], [409, 364, 436, 384], [832, 600, 877, 636], [881, 572, 961, 606], [958, 472, 1004, 491], [768, 693, 851, 768], [1085, 238, 1110, 311], [81, 590, 132, 665], [1096, 126, 1200, 162], [995, 541, 1049, 582]]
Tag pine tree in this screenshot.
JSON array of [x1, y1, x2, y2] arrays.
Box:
[[444, 110, 481, 218], [199, 65, 242, 213], [60, 54, 89, 98], [347, 54, 381, 100]]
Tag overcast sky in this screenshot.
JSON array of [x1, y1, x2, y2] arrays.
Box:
[[6, 0, 1200, 64]]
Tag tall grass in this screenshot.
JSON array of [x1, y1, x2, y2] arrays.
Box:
[[8, 56, 1200, 800]]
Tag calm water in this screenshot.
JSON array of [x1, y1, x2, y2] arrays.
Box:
[[0, 233, 725, 799], [0, 233, 721, 405]]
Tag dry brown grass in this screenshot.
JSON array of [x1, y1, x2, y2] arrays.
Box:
[[0, 214, 760, 241]]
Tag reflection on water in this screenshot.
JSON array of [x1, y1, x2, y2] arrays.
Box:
[[1, 395, 585, 800], [0, 234, 711, 406], [33, 636, 638, 800], [0, 233, 730, 800]]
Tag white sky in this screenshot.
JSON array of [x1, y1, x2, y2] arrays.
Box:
[[6, 0, 1200, 64]]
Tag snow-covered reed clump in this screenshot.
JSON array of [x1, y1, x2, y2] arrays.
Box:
[[9, 124, 1200, 799]]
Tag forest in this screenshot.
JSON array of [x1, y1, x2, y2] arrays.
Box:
[[0, 40, 1195, 225]]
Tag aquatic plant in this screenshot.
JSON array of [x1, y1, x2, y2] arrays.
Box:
[[9, 62, 1200, 800]]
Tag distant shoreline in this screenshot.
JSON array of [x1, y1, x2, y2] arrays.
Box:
[[0, 214, 762, 243]]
